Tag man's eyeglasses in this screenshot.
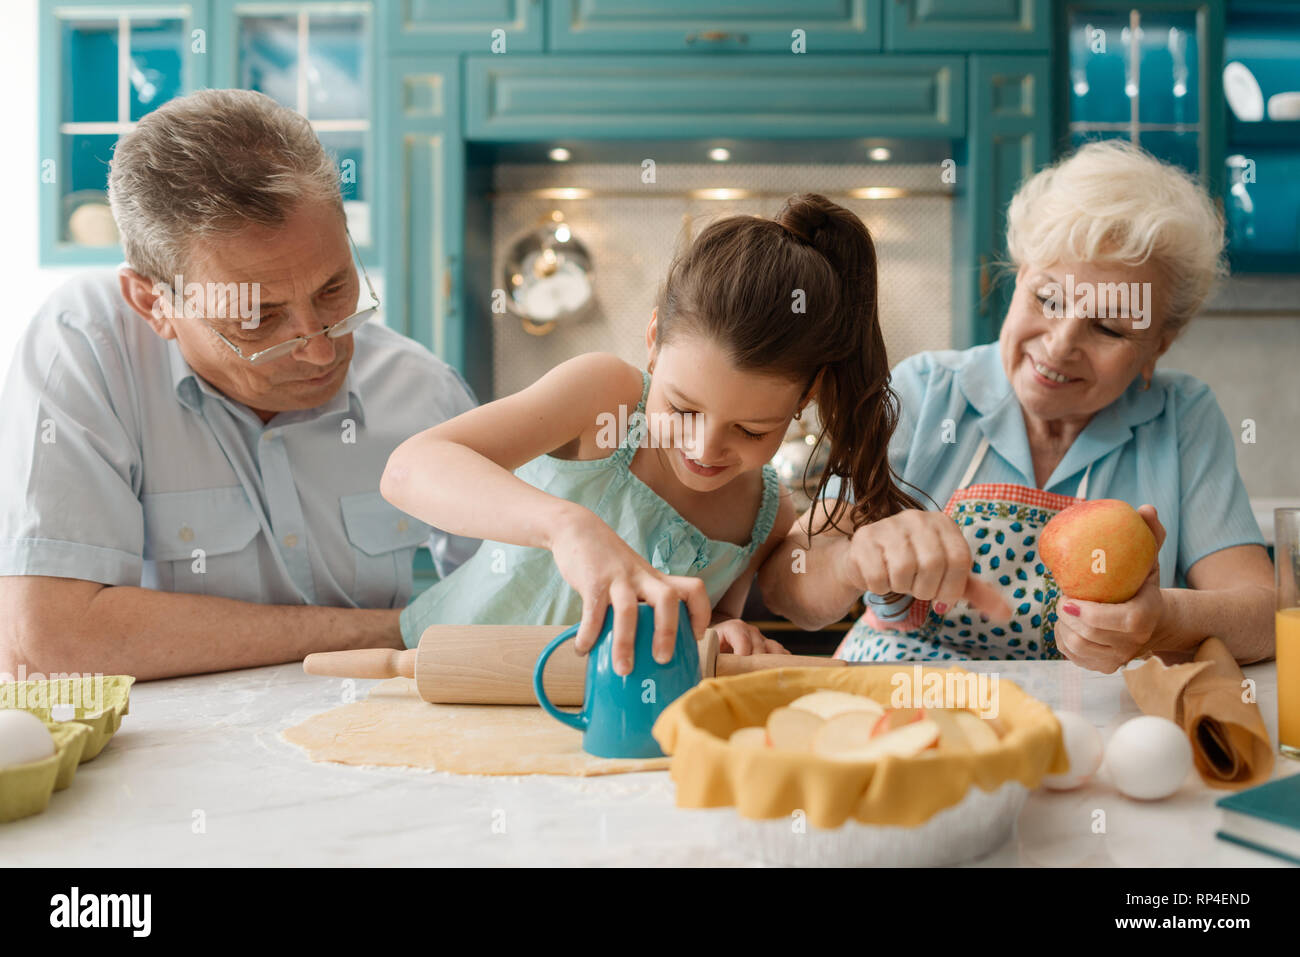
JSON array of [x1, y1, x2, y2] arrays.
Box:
[[191, 226, 379, 366]]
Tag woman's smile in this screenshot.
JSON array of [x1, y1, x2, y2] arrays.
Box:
[[1025, 353, 1080, 387]]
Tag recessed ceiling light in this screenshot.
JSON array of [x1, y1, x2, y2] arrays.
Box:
[[709, 147, 731, 162], [869, 147, 892, 162], [537, 187, 593, 200], [548, 147, 571, 162], [848, 187, 904, 200]]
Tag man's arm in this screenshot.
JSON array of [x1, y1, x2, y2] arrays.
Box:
[[0, 576, 401, 681]]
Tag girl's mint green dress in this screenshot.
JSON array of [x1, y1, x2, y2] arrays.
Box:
[[399, 371, 780, 647]]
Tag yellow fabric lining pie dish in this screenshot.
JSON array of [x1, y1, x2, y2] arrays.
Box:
[[0, 676, 134, 824], [652, 665, 1068, 831]]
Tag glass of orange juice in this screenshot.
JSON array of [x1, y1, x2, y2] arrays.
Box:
[[1276, 508, 1300, 759]]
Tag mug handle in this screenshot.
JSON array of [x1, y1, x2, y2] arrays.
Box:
[[533, 623, 588, 732]]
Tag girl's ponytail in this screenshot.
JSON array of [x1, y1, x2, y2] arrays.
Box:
[[656, 192, 924, 532], [775, 195, 923, 532]]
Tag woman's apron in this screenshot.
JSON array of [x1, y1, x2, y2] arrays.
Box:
[[835, 435, 1093, 662]]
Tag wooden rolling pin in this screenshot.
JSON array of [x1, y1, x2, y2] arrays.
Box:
[[302, 624, 844, 706]]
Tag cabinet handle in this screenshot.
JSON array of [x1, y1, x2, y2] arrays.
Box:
[[978, 255, 990, 317], [685, 30, 748, 45]]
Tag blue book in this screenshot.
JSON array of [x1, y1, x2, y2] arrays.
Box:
[[1215, 773, 1300, 865]]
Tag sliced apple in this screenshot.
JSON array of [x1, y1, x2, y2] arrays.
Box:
[[953, 711, 1001, 752], [926, 708, 971, 752], [788, 690, 884, 721], [764, 706, 824, 752], [870, 707, 926, 738], [728, 726, 768, 749], [816, 719, 941, 762], [811, 711, 878, 755]]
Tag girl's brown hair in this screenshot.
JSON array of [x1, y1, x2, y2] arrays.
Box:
[[655, 193, 923, 532]]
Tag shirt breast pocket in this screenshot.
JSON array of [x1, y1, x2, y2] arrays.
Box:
[[339, 492, 431, 608], [141, 487, 261, 598]]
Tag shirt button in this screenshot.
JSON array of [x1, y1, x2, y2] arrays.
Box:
[[397, 519, 409, 532], [263, 431, 275, 441], [178, 526, 194, 542], [283, 533, 299, 548]]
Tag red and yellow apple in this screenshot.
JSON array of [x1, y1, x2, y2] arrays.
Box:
[[1040, 499, 1157, 603]]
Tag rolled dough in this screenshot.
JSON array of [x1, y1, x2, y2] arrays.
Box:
[[282, 677, 671, 776]]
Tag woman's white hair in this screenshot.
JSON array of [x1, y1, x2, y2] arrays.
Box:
[[1006, 138, 1227, 334], [108, 88, 343, 283]]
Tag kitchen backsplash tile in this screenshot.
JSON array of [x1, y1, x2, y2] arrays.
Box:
[[486, 162, 1294, 503], [489, 162, 953, 398]]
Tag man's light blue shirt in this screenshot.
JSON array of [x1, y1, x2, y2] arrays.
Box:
[[0, 271, 479, 608], [828, 343, 1264, 589]]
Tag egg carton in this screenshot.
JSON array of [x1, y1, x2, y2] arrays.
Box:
[[0, 676, 134, 823]]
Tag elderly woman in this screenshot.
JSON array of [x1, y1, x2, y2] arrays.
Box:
[[759, 140, 1274, 672]]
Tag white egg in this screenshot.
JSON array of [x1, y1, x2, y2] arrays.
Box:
[[0, 709, 56, 768], [1104, 715, 1193, 800], [1042, 709, 1103, 790]]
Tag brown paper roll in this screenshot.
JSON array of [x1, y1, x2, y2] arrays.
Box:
[[1123, 636, 1275, 790]]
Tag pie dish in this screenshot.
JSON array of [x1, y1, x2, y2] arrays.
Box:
[[652, 665, 1067, 835]]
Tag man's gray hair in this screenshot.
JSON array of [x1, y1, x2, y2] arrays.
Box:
[[108, 88, 343, 282]]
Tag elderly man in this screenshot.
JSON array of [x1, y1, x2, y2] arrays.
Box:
[[0, 89, 477, 680]]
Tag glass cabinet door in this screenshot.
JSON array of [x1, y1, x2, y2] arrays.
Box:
[[234, 6, 372, 249], [1222, 3, 1300, 272], [49, 10, 193, 256], [1066, 6, 1205, 177]]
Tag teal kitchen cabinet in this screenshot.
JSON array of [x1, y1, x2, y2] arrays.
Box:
[[1059, 2, 1224, 192], [378, 58, 487, 389], [40, 0, 381, 266], [957, 55, 1053, 346], [38, 0, 213, 266], [1221, 0, 1300, 272], [383, 0, 543, 53], [547, 0, 883, 51], [886, 0, 1052, 51], [465, 55, 965, 139]]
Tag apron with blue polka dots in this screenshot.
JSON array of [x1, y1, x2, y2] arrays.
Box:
[[835, 435, 1093, 662]]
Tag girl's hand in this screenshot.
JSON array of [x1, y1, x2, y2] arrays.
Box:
[[711, 618, 789, 656], [549, 508, 711, 676], [1053, 505, 1167, 674], [846, 510, 1011, 620]]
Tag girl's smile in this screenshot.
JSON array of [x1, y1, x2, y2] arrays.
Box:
[[678, 450, 729, 477], [643, 328, 805, 495]]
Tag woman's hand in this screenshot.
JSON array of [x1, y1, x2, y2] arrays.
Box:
[[711, 618, 789, 656], [1053, 505, 1167, 673], [549, 507, 711, 676], [845, 510, 1011, 620]]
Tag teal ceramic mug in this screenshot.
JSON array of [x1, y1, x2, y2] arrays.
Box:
[[533, 601, 700, 758]]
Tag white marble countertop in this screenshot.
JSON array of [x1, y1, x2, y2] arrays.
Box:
[[4, 659, 1296, 867]]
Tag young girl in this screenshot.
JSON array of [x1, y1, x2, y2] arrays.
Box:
[[381, 193, 916, 676]]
